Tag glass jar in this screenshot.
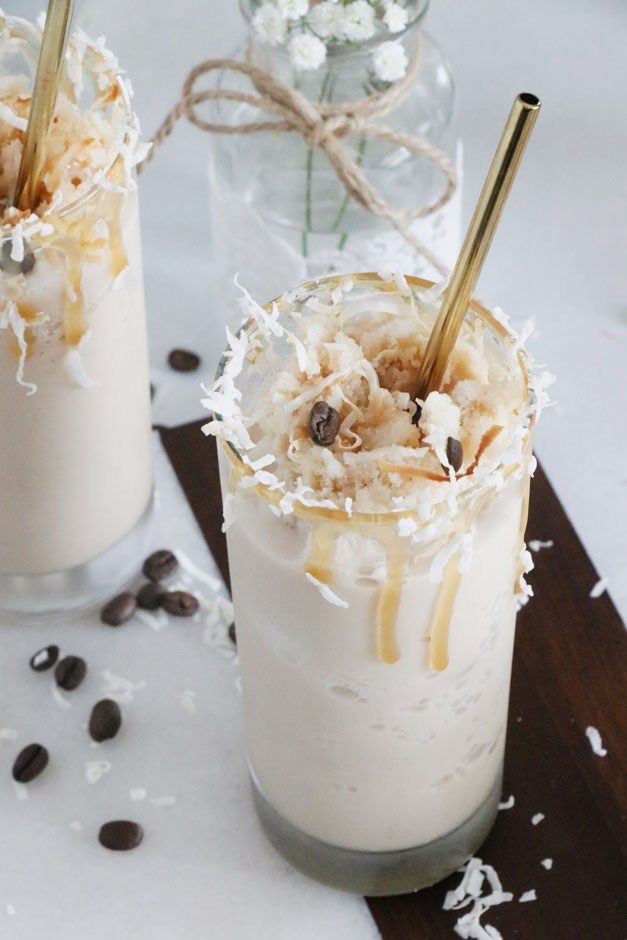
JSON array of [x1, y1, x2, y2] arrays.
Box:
[[212, 273, 534, 894], [208, 0, 460, 323], [0, 15, 153, 617]]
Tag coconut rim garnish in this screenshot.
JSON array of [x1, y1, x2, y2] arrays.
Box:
[[204, 271, 553, 537]]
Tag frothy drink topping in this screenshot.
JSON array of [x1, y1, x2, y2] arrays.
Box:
[[0, 14, 149, 386], [206, 274, 551, 520]]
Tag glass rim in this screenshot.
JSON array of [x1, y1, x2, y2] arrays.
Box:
[[214, 272, 532, 527], [239, 0, 430, 57], [0, 14, 133, 236]]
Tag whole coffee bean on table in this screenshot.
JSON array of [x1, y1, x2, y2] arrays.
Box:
[[55, 655, 87, 691], [143, 549, 178, 582], [29, 644, 59, 672], [98, 820, 144, 851], [89, 699, 122, 742], [101, 591, 137, 626], [161, 591, 199, 617], [168, 348, 200, 373], [12, 743, 49, 783], [136, 582, 165, 610]]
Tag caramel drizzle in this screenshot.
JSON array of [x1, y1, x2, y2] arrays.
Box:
[[304, 523, 340, 585], [378, 424, 504, 483], [428, 553, 462, 671], [375, 534, 408, 664]]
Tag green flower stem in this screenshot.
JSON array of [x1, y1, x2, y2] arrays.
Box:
[[332, 136, 368, 251], [303, 69, 334, 258]]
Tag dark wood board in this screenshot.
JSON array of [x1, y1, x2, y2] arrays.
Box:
[[160, 421, 627, 940]]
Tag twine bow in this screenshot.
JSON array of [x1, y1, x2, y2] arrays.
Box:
[[141, 47, 457, 275]]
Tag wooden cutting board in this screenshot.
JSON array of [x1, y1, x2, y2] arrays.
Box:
[[160, 421, 627, 940]]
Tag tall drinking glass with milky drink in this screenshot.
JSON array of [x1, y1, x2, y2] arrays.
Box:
[[208, 272, 543, 895], [0, 16, 152, 615]]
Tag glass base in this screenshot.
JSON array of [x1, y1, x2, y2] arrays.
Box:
[[0, 496, 154, 622], [252, 770, 502, 896]]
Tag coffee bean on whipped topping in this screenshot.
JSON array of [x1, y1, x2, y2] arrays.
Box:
[[98, 820, 144, 852], [168, 348, 200, 373], [55, 655, 87, 691], [1, 240, 36, 276], [101, 592, 137, 627], [308, 401, 340, 447], [136, 582, 165, 611], [29, 644, 59, 672], [411, 401, 423, 427], [445, 437, 464, 473], [12, 743, 49, 783], [89, 699, 122, 742], [143, 549, 178, 582], [161, 590, 199, 617]]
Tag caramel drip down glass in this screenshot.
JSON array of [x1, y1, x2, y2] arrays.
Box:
[[215, 272, 532, 895]]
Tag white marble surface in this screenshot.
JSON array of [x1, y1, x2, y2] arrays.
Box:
[[4, 2, 626, 939], [0, 439, 379, 940]]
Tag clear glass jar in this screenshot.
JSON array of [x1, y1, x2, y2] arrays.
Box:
[[208, 0, 460, 323], [214, 273, 533, 894], [0, 16, 153, 618]]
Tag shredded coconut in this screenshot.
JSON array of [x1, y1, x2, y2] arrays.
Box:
[[498, 795, 515, 810], [519, 890, 537, 903], [540, 858, 553, 870], [531, 812, 545, 826], [306, 572, 349, 608], [585, 725, 607, 757], [589, 576, 608, 598], [528, 539, 553, 552]]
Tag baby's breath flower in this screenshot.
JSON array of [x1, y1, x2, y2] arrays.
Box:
[[383, 3, 409, 34], [372, 39, 408, 82], [252, 2, 288, 46], [289, 32, 328, 70], [308, 1, 344, 40], [341, 1, 376, 42], [277, 0, 309, 21]]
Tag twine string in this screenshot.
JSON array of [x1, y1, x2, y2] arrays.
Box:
[[140, 48, 456, 275]]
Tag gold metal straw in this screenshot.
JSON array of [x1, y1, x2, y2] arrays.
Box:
[[13, 0, 76, 211], [415, 92, 541, 402]]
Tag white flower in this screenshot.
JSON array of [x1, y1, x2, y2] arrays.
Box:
[[252, 2, 288, 45], [308, 1, 344, 39], [340, 1, 376, 42], [383, 2, 408, 33], [277, 0, 309, 21], [288, 32, 328, 70], [372, 39, 408, 82]]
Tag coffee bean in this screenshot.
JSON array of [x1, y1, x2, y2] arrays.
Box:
[[136, 582, 165, 611], [411, 401, 423, 426], [55, 655, 87, 691], [168, 348, 200, 372], [89, 699, 122, 742], [445, 437, 464, 473], [101, 592, 137, 627], [12, 743, 49, 783], [161, 591, 199, 617], [98, 820, 144, 851], [143, 549, 178, 582], [308, 401, 340, 447], [228, 623, 237, 646], [1, 240, 36, 276], [29, 644, 59, 672]]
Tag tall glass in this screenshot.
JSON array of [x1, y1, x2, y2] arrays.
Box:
[[0, 17, 152, 617], [215, 274, 533, 895]]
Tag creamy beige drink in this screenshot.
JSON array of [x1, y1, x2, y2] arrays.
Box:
[[0, 16, 152, 611], [207, 272, 549, 894]]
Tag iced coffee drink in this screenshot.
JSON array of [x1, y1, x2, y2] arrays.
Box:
[[206, 272, 547, 895], [0, 15, 152, 614]]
